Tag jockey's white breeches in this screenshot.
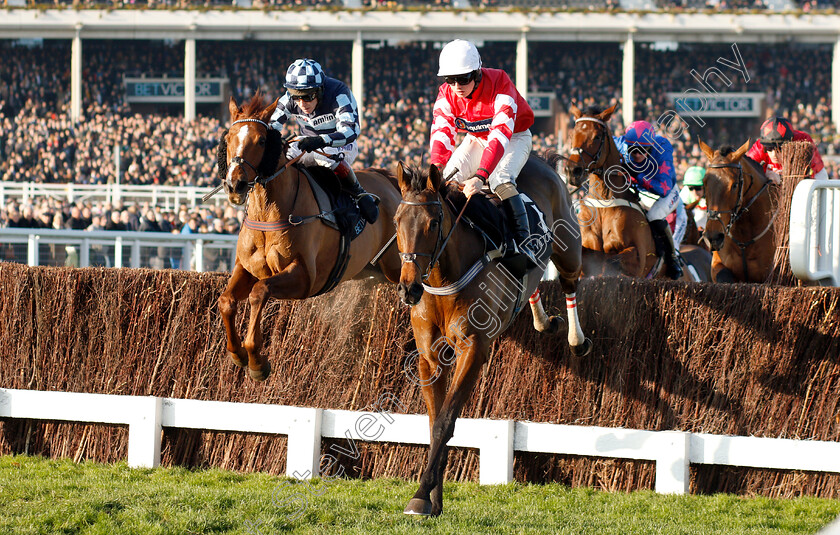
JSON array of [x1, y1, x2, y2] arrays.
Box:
[[646, 186, 681, 222], [442, 130, 532, 192], [673, 199, 687, 245]]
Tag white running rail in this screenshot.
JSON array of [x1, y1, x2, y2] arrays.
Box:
[[790, 180, 840, 286], [2, 388, 840, 494], [0, 228, 236, 272]]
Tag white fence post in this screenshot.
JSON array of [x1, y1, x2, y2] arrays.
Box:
[[287, 407, 323, 480], [127, 396, 163, 469], [655, 430, 690, 494], [478, 419, 515, 485]]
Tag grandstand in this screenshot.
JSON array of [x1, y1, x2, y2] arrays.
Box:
[[1, 6, 839, 235]]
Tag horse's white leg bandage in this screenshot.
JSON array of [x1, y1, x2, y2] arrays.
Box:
[[565, 292, 585, 347]]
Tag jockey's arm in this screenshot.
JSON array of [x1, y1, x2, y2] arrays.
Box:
[[325, 90, 360, 148], [269, 93, 293, 130], [430, 86, 457, 169]]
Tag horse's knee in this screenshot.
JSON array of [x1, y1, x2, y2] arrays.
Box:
[[248, 282, 270, 308], [218, 294, 236, 316], [714, 268, 736, 283]]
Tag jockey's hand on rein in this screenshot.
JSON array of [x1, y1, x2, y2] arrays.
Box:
[[463, 176, 485, 198], [298, 136, 327, 153]]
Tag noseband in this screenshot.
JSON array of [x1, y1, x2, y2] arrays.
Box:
[[225, 118, 288, 192]]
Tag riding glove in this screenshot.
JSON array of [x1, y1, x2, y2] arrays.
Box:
[[298, 136, 327, 153]]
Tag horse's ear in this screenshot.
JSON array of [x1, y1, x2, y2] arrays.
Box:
[[599, 103, 617, 121], [259, 98, 279, 124], [396, 161, 410, 192], [731, 138, 751, 161], [698, 139, 715, 161], [570, 104, 582, 120], [427, 164, 442, 191], [228, 96, 239, 119]]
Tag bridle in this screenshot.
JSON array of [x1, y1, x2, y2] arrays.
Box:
[[397, 199, 446, 282], [225, 118, 290, 192], [570, 117, 611, 177], [397, 192, 470, 284], [705, 160, 777, 277]]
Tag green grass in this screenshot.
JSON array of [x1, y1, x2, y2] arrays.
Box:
[[1, 455, 839, 534]]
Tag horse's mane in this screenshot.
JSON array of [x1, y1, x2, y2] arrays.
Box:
[[240, 91, 267, 118], [582, 105, 605, 116], [403, 165, 431, 193]]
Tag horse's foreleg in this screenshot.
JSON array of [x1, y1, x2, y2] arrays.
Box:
[[403, 323, 446, 517], [711, 253, 736, 283], [218, 260, 257, 369], [243, 260, 310, 381], [529, 289, 563, 334], [407, 336, 485, 517]]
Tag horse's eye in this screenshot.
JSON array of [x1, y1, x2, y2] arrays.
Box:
[[258, 137, 266, 146], [429, 220, 439, 231]]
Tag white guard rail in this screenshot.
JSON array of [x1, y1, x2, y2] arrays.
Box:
[[0, 228, 237, 272], [790, 180, 840, 286], [0, 182, 220, 210], [3, 388, 840, 494]]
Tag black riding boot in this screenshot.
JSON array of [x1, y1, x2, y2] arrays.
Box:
[[649, 219, 683, 280], [336, 161, 379, 224], [502, 195, 538, 268]]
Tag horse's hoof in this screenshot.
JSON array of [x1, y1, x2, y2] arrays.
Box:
[[248, 361, 272, 382], [403, 498, 433, 516], [548, 315, 565, 334], [227, 350, 247, 368], [571, 337, 593, 357]]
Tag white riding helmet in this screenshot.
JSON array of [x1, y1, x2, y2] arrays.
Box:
[[437, 39, 482, 77]]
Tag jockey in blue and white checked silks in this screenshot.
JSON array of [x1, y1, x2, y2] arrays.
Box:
[[269, 58, 378, 223]]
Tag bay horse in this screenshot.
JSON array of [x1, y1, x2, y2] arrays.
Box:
[[218, 93, 401, 381], [565, 104, 711, 281], [699, 140, 776, 283], [394, 160, 591, 517]]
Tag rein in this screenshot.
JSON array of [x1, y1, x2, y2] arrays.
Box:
[[398, 194, 471, 285], [705, 161, 777, 277]]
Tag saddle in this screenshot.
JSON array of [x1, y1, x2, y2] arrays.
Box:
[[293, 164, 368, 295], [440, 184, 551, 279]]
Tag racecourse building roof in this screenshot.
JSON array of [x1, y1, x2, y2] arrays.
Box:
[[1, 9, 839, 43]]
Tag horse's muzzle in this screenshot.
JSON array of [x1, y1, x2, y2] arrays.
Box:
[[398, 281, 424, 306], [704, 231, 725, 251], [569, 165, 585, 186]]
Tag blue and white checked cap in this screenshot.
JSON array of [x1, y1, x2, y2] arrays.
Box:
[[284, 59, 325, 90]]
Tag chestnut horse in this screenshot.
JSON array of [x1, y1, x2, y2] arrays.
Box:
[[565, 104, 711, 281], [394, 160, 591, 517], [699, 140, 776, 283], [218, 93, 401, 380]]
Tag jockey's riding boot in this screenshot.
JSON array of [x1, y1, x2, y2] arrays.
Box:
[[335, 160, 379, 224], [649, 219, 683, 280], [501, 194, 538, 268]]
